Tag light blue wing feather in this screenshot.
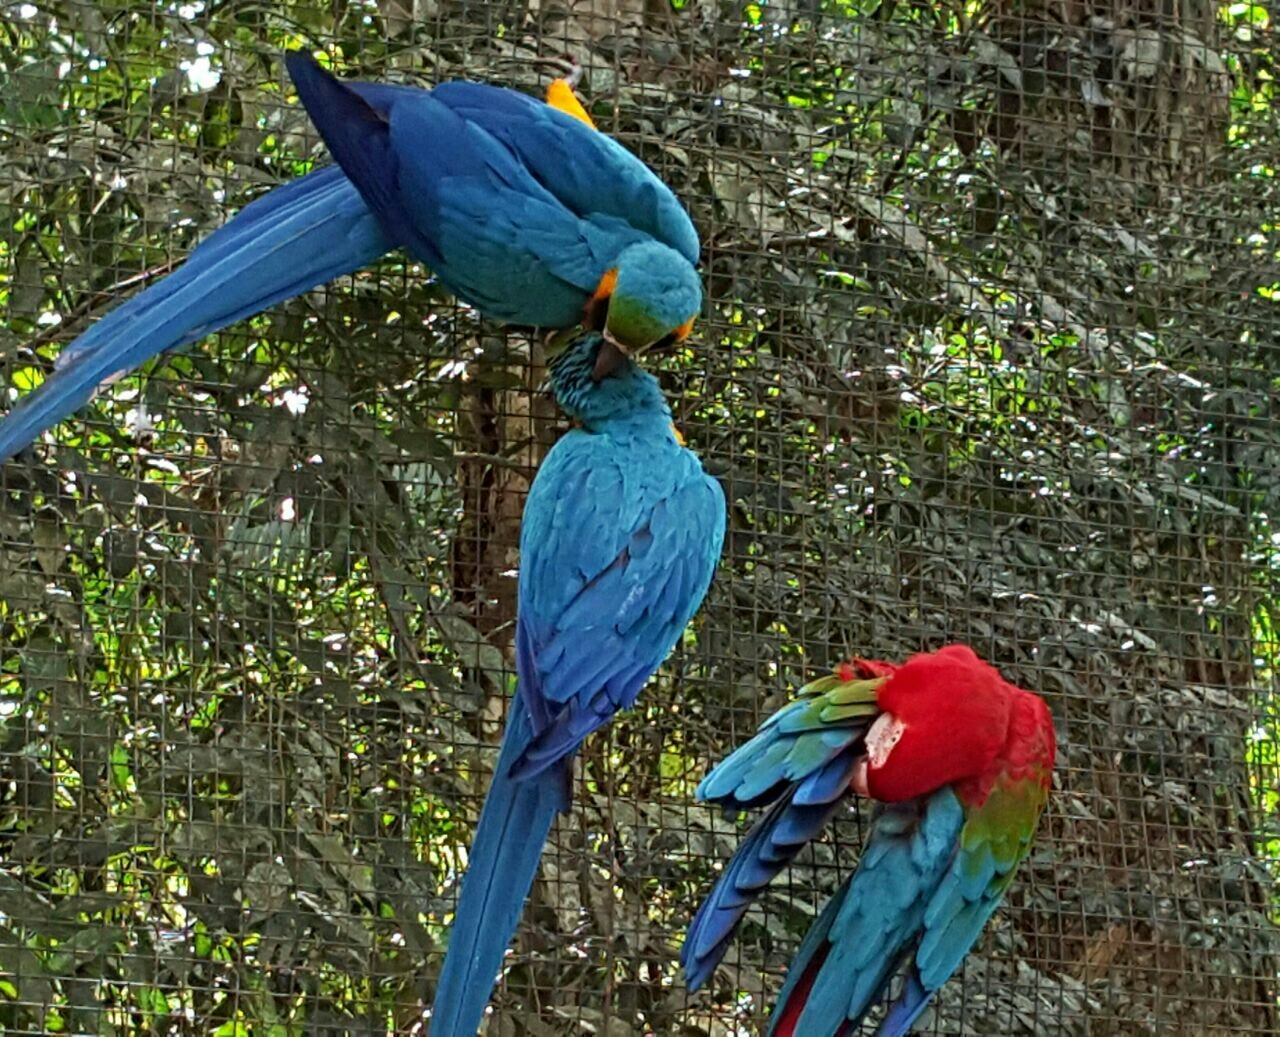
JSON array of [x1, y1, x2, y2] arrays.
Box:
[[774, 789, 965, 1036], [427, 81, 700, 264], [770, 779, 1045, 1037], [682, 674, 880, 990], [512, 428, 724, 778]]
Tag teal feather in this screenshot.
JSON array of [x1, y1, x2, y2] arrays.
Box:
[[430, 332, 724, 1035], [682, 671, 881, 990], [774, 790, 964, 1036]]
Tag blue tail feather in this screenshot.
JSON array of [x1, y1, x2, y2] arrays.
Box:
[[0, 165, 390, 464], [682, 787, 848, 992], [878, 967, 933, 1037], [429, 696, 570, 1037]]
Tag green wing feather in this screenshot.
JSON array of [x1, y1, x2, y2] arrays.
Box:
[[682, 670, 884, 989], [696, 673, 884, 811], [915, 769, 1051, 989]]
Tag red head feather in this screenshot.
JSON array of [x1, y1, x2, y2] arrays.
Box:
[[862, 645, 1015, 803]]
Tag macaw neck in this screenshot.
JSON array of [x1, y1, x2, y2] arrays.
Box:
[[953, 690, 1055, 808], [577, 404, 675, 438], [548, 336, 674, 429]]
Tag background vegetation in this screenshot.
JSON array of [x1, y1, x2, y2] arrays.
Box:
[[0, 0, 1276, 1033]]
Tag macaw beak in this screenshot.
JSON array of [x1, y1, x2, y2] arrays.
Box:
[[592, 333, 630, 381], [592, 316, 696, 380], [851, 756, 870, 797]]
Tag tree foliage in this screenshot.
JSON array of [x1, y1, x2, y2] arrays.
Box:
[[0, 0, 1276, 1034]]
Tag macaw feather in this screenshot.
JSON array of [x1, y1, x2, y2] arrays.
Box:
[[697, 670, 881, 811], [792, 752, 861, 807], [545, 78, 596, 128], [915, 772, 1049, 990], [682, 665, 885, 991], [771, 772, 1050, 1035], [288, 54, 700, 333], [431, 333, 725, 1036], [695, 650, 1056, 1037], [0, 165, 390, 465], [770, 790, 965, 1037]]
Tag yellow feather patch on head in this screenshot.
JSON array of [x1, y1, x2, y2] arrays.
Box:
[[546, 79, 596, 129]]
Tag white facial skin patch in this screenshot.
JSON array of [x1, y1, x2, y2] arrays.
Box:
[[851, 711, 905, 797], [865, 712, 906, 769]]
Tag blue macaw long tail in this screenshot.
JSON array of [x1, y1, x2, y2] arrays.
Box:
[[429, 695, 571, 1037], [0, 164, 391, 464]]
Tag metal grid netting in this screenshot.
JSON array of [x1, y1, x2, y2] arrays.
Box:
[[0, 1, 1276, 1034]]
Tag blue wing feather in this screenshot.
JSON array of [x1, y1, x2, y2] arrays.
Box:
[[428, 81, 700, 263], [696, 698, 872, 814], [779, 790, 965, 1036], [913, 807, 1028, 993], [791, 752, 861, 808], [284, 52, 402, 242], [767, 783, 1033, 1036], [876, 969, 932, 1037], [287, 54, 698, 330], [511, 429, 724, 778], [682, 717, 869, 990]]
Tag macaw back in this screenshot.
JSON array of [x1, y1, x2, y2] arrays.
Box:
[[429, 332, 725, 1036], [286, 54, 701, 336]]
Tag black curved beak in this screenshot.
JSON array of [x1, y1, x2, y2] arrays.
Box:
[[592, 338, 630, 381]]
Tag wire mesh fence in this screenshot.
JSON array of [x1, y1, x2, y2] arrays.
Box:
[[0, 1, 1277, 1034]]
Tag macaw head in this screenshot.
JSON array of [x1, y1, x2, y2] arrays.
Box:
[[586, 242, 702, 379], [545, 330, 671, 426], [854, 645, 1013, 802]]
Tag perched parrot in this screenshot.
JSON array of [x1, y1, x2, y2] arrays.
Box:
[[0, 53, 701, 463], [681, 646, 1055, 1037], [429, 328, 725, 1036]]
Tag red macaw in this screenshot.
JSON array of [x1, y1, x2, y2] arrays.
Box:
[[682, 645, 1056, 1037]]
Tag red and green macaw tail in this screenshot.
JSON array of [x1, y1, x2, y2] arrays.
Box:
[[683, 645, 1056, 1037]]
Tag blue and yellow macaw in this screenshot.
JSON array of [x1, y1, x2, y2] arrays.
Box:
[[0, 53, 701, 463], [429, 329, 725, 1036], [682, 648, 1056, 1036]]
